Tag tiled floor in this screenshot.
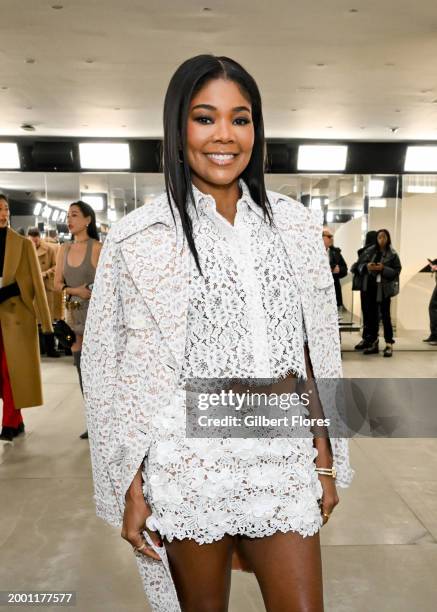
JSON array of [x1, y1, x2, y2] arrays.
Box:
[[1, 350, 437, 611]]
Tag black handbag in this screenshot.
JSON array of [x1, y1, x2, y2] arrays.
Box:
[[53, 319, 76, 349], [384, 279, 400, 298], [352, 273, 362, 291]]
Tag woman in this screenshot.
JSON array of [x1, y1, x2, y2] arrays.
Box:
[[27, 227, 60, 358], [0, 194, 52, 442], [351, 230, 377, 350], [82, 55, 354, 612], [352, 229, 401, 357], [54, 201, 101, 438]]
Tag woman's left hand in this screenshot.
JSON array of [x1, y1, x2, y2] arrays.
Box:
[[318, 475, 339, 525]]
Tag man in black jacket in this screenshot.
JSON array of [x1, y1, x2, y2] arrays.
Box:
[[322, 228, 348, 309]]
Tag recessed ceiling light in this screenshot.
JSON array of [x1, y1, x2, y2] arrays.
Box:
[[21, 123, 36, 132], [79, 142, 131, 170], [0, 143, 21, 169], [25, 58, 36, 64], [297, 145, 348, 171]]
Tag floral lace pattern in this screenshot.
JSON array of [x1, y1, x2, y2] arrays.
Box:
[[181, 182, 306, 382], [144, 183, 323, 544], [145, 436, 323, 545], [82, 185, 354, 612]]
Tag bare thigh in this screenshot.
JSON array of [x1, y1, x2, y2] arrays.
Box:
[[234, 530, 324, 612], [164, 534, 234, 612]]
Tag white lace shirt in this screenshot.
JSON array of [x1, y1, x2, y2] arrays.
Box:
[[180, 181, 307, 384]]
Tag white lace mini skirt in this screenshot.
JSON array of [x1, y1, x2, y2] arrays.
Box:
[[142, 436, 324, 545]]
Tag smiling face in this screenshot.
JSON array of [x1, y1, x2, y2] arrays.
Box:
[[0, 198, 10, 228], [186, 78, 255, 192]]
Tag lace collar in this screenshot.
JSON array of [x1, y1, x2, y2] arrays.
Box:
[[187, 179, 265, 222]]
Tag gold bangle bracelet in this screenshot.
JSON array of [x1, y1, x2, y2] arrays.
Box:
[[315, 466, 337, 478]]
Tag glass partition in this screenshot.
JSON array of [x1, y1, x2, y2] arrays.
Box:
[[1, 171, 435, 350]]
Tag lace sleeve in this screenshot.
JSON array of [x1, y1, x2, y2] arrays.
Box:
[[81, 232, 154, 525], [81, 231, 127, 526], [305, 208, 355, 488]]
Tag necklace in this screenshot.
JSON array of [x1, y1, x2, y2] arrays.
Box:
[[73, 237, 89, 244]]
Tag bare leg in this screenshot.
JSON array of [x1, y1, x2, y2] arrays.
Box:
[[234, 530, 324, 612], [164, 535, 234, 612]]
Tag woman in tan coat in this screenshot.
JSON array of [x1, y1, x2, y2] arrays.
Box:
[[44, 229, 63, 321], [27, 227, 61, 357], [0, 194, 52, 443]]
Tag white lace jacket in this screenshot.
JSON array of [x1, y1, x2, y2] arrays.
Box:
[[81, 189, 354, 612]]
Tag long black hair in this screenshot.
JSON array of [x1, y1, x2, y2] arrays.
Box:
[[364, 230, 377, 248], [163, 54, 271, 272], [69, 200, 99, 241]]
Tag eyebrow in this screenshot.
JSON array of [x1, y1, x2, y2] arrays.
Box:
[[191, 104, 251, 113]]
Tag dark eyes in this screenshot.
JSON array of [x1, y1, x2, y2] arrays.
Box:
[[193, 116, 251, 126]]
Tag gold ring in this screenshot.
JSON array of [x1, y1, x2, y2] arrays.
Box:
[[134, 541, 149, 553], [323, 512, 331, 519]]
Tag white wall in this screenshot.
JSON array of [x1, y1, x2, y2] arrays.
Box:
[[396, 194, 437, 330]]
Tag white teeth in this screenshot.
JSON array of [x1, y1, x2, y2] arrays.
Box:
[[207, 154, 235, 160]]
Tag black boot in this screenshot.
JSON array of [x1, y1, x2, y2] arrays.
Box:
[[45, 332, 61, 358], [73, 350, 88, 440], [0, 427, 14, 442], [73, 350, 83, 394], [363, 340, 379, 355], [12, 423, 25, 437], [383, 344, 393, 357], [38, 327, 47, 355], [354, 339, 372, 350]]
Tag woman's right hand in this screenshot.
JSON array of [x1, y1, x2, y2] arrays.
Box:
[[121, 493, 163, 561], [75, 284, 92, 300]]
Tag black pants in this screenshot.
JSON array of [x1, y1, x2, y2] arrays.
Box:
[[334, 277, 343, 307], [429, 283, 437, 337], [365, 282, 394, 344], [360, 290, 373, 343]]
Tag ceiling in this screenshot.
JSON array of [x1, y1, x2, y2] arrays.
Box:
[[2, 0, 437, 140]]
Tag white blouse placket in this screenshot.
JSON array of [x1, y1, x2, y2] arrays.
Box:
[[205, 201, 272, 379]]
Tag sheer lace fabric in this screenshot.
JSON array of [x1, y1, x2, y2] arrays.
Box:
[[143, 183, 324, 544]]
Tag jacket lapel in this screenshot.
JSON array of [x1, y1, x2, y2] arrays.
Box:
[[3, 229, 23, 286]]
